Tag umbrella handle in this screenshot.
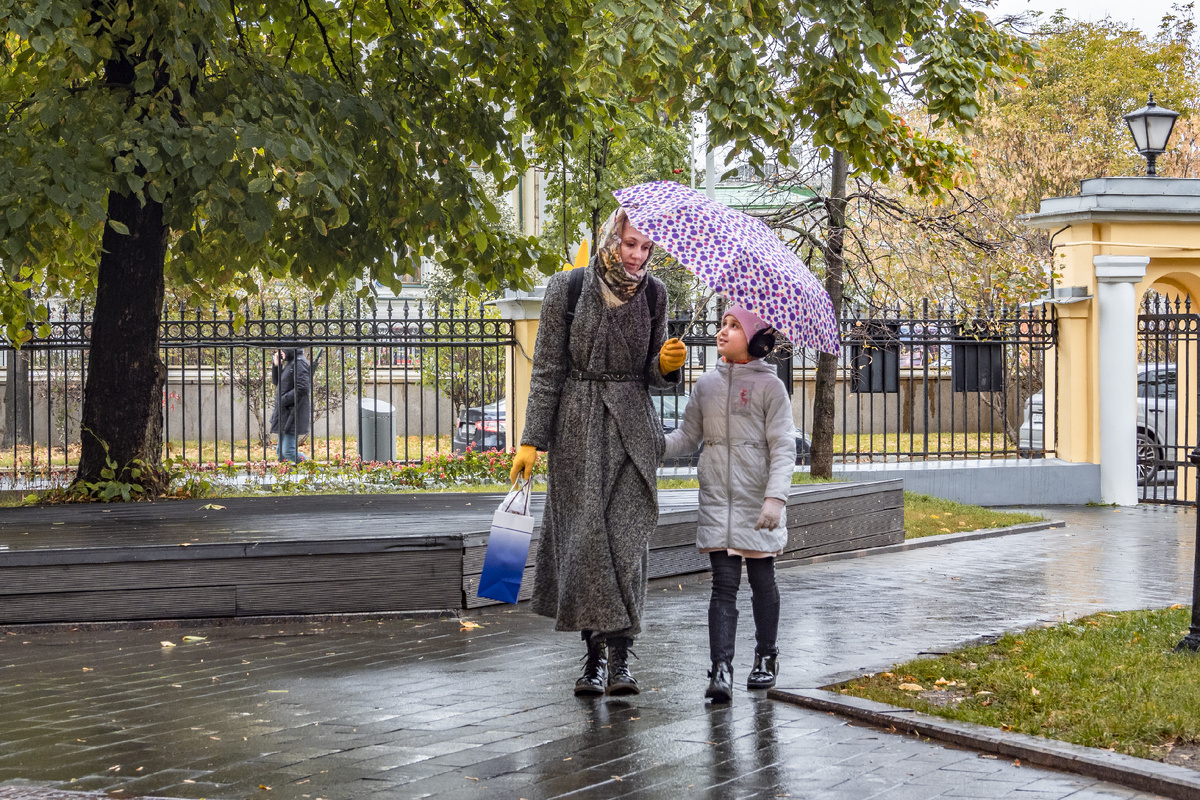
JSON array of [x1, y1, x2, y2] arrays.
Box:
[[686, 290, 717, 333]]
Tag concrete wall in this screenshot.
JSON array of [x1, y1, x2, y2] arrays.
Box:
[[834, 459, 1101, 506]]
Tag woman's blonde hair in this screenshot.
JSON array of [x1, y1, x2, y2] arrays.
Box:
[[612, 208, 631, 238]]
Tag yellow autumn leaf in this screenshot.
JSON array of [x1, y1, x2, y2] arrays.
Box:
[[182, 636, 206, 642], [160, 641, 177, 648], [460, 621, 483, 630], [1170, 604, 1184, 610], [899, 683, 924, 691]]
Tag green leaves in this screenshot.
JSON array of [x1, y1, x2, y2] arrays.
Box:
[[0, 0, 604, 328]]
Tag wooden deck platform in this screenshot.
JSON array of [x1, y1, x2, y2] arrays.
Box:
[[0, 481, 903, 625]]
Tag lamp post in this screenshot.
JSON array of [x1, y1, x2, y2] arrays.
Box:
[[1124, 93, 1179, 177], [1175, 445, 1200, 652]]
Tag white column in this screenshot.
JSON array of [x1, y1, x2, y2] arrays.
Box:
[[1094, 255, 1149, 506]]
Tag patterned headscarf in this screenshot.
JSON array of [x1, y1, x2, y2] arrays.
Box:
[[594, 209, 652, 305]]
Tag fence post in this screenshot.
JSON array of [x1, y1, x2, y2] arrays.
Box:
[[492, 286, 546, 451]]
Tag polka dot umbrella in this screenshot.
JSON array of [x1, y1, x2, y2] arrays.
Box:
[[614, 181, 840, 355]]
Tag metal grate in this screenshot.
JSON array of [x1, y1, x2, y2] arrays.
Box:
[[1137, 293, 1198, 504]]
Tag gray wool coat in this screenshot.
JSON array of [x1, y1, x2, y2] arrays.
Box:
[[522, 266, 680, 637]]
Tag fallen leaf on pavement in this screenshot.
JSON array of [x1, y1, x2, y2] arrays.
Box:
[[460, 621, 483, 630], [182, 636, 207, 642], [160, 641, 177, 648], [199, 504, 227, 510]]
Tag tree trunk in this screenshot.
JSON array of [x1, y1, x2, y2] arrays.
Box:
[[810, 150, 848, 479], [75, 188, 169, 490], [2, 347, 31, 449]]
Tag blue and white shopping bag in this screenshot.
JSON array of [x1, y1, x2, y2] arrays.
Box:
[[476, 479, 534, 604]]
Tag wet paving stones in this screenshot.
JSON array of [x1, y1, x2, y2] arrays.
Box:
[[0, 504, 1194, 799]]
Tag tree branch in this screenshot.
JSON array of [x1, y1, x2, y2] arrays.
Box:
[[302, 0, 350, 85]]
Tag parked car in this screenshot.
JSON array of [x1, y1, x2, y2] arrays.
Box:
[[1018, 363, 1176, 485], [452, 398, 505, 453], [452, 391, 813, 468]]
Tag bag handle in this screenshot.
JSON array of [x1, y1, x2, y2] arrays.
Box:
[[502, 477, 532, 516]]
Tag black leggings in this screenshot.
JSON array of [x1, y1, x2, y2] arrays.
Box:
[[708, 552, 779, 664]]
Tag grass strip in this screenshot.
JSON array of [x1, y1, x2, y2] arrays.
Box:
[[904, 492, 1043, 539], [832, 607, 1200, 762]]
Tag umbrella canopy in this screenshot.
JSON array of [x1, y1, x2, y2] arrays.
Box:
[[613, 181, 840, 355]]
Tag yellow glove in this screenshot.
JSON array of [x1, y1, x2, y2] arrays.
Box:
[[659, 338, 687, 375], [510, 444, 539, 484]]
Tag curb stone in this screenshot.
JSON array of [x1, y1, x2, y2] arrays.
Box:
[[769, 687, 1200, 800], [783, 519, 1066, 567]]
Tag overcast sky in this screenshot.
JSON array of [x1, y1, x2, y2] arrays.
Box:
[[984, 0, 1183, 33]]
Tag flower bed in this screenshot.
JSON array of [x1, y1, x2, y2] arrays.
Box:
[[169, 448, 536, 497]]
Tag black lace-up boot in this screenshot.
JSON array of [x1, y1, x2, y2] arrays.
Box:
[[574, 634, 607, 696], [606, 636, 640, 695]]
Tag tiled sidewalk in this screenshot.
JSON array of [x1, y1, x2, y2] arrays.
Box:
[[0, 504, 1193, 799]]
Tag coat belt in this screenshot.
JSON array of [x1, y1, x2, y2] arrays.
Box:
[[568, 369, 642, 383]]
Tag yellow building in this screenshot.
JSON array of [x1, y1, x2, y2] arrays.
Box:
[[1022, 176, 1200, 505]]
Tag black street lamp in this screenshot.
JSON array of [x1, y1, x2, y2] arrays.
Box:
[[1174, 445, 1200, 652], [1124, 93, 1179, 177]]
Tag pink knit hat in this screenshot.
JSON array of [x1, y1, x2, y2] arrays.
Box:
[[724, 305, 769, 338]]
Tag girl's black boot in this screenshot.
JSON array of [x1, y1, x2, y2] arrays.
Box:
[[705, 661, 734, 703], [746, 651, 778, 690]]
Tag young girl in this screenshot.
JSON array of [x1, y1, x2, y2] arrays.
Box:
[[664, 306, 796, 703]]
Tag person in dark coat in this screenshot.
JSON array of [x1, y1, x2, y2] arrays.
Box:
[[510, 209, 688, 696], [269, 347, 311, 463]]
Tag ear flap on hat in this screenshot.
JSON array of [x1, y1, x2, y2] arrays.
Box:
[[747, 328, 776, 359]]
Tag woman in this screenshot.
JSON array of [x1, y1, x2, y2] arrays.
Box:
[[510, 209, 687, 696], [269, 347, 311, 463]]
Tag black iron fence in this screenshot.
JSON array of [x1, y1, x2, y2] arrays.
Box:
[[1137, 293, 1198, 504], [669, 298, 1056, 462], [1, 295, 1057, 484], [1, 299, 514, 481]]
